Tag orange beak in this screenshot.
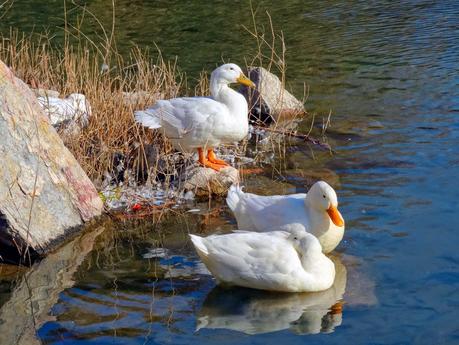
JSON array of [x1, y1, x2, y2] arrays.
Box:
[[236, 74, 256, 88], [327, 205, 345, 227]]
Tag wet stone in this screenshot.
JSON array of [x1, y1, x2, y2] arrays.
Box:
[[182, 166, 239, 198]]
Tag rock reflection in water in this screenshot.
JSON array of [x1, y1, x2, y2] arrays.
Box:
[[0, 225, 104, 345], [197, 256, 346, 335]]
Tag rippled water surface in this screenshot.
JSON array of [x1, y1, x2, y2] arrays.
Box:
[[0, 1, 458, 344]]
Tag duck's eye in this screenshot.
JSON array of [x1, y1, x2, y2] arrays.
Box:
[[229, 67, 234, 70], [322, 194, 326, 198], [294, 237, 298, 240]]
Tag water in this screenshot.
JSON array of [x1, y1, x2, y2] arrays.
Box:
[[1, 1, 459, 344]]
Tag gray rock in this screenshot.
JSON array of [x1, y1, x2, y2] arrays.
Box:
[[0, 60, 103, 262], [239, 66, 305, 124], [182, 166, 239, 198]]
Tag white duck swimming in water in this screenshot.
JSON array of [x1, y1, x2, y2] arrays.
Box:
[[135, 63, 255, 171], [189, 228, 335, 292], [226, 181, 345, 253]]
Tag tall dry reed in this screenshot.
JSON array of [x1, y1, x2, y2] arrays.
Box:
[[0, 2, 303, 190], [0, 29, 185, 185]]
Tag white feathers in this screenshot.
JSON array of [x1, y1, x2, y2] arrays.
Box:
[[134, 63, 250, 151], [189, 229, 335, 292], [134, 110, 161, 129], [136, 97, 224, 140], [37, 93, 91, 127], [225, 184, 243, 211], [189, 234, 210, 257], [225, 181, 345, 253]]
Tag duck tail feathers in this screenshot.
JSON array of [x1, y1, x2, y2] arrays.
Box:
[[189, 234, 209, 257], [134, 110, 162, 129], [226, 184, 244, 211]]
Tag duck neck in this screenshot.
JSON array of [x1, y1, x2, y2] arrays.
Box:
[[304, 197, 329, 235], [210, 78, 226, 99], [299, 249, 324, 271], [299, 248, 334, 288], [210, 80, 248, 117]]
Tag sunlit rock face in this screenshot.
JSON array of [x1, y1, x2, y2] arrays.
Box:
[[0, 60, 103, 262]]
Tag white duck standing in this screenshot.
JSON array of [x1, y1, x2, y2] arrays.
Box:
[[226, 181, 345, 253], [135, 63, 255, 171], [37, 93, 92, 127], [189, 228, 335, 293]]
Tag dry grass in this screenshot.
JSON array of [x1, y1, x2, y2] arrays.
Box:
[[240, 7, 310, 175], [0, 4, 307, 194], [0, 29, 186, 186]]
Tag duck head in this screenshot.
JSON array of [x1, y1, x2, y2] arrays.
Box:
[[289, 228, 322, 255], [306, 181, 345, 227], [210, 63, 255, 88]]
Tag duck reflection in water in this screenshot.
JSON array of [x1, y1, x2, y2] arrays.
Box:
[[196, 256, 346, 335]]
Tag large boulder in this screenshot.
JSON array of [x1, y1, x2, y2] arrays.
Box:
[[0, 60, 103, 262], [239, 66, 305, 124]]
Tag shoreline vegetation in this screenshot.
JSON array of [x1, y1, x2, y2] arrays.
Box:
[[0, 5, 330, 214]]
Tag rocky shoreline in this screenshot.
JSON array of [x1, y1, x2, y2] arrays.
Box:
[[0, 58, 324, 263]]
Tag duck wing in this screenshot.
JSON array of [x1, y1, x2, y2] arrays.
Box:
[[193, 232, 301, 290], [135, 97, 227, 138], [233, 193, 308, 232], [37, 96, 76, 125]]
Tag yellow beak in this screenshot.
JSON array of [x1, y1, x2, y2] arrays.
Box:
[[326, 205, 345, 227], [236, 74, 256, 88]]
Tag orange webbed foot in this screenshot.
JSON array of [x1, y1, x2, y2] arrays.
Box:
[[207, 149, 230, 166], [198, 148, 227, 171]]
